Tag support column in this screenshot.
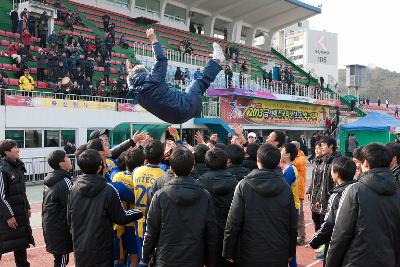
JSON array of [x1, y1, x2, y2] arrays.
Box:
[[204, 16, 216, 37], [226, 22, 234, 42], [245, 28, 257, 46], [260, 31, 272, 50], [159, 0, 168, 23]]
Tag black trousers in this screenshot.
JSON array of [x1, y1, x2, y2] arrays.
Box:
[[0, 249, 30, 267], [312, 211, 325, 232], [40, 34, 47, 48], [12, 22, 18, 33], [53, 253, 69, 267], [37, 68, 45, 81]]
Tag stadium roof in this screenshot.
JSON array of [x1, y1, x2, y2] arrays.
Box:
[[181, 0, 321, 32]]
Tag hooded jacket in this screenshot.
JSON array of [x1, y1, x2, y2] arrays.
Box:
[[194, 162, 209, 176], [127, 42, 221, 124], [142, 177, 218, 267], [227, 164, 250, 181], [223, 168, 298, 267], [325, 168, 400, 267], [242, 158, 258, 171], [42, 169, 73, 255], [0, 157, 35, 254], [68, 174, 142, 267]]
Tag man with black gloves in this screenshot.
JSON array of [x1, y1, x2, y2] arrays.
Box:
[[198, 148, 238, 267], [42, 150, 74, 267], [325, 144, 400, 267], [225, 144, 250, 181], [68, 149, 142, 267], [223, 144, 297, 266], [309, 156, 356, 265], [127, 28, 225, 124], [143, 146, 218, 267]]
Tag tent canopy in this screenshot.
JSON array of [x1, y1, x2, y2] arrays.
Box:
[[341, 112, 400, 131]]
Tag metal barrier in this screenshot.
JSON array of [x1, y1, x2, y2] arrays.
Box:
[[21, 155, 80, 184]]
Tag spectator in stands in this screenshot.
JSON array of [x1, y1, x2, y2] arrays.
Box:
[[396, 106, 399, 118], [119, 35, 129, 49], [0, 73, 7, 89], [118, 62, 126, 76], [20, 8, 28, 21], [97, 80, 108, 97], [20, 11, 28, 33], [99, 44, 108, 66], [189, 22, 196, 33], [240, 60, 248, 73], [36, 48, 47, 82], [55, 0, 62, 18], [366, 97, 370, 105], [47, 30, 58, 49], [27, 14, 36, 37], [56, 61, 67, 81], [126, 28, 225, 124], [102, 14, 111, 32], [81, 76, 93, 95], [84, 57, 94, 82], [110, 85, 120, 98], [116, 74, 125, 89], [21, 28, 32, 52], [108, 23, 116, 44], [38, 13, 49, 48], [10, 6, 18, 33], [174, 67, 183, 84], [104, 34, 114, 58], [19, 68, 35, 92], [262, 69, 268, 85], [225, 65, 233, 88], [57, 31, 65, 52], [103, 58, 111, 85], [197, 24, 202, 35], [386, 98, 389, 108], [319, 76, 324, 88], [8, 41, 21, 65], [193, 68, 201, 80], [69, 81, 80, 95], [223, 28, 228, 41], [95, 34, 102, 53], [239, 71, 244, 89], [51, 79, 64, 96], [378, 97, 381, 106]]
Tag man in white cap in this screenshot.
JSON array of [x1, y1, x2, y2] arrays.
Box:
[[247, 132, 257, 144], [127, 28, 225, 124]]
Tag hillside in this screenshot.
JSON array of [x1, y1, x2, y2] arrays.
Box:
[[338, 67, 400, 104]]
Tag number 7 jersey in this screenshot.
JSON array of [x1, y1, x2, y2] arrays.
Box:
[[132, 165, 166, 238]]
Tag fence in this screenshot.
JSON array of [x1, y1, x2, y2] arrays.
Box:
[[22, 155, 80, 184]]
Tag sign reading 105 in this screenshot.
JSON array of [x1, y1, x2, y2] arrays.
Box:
[[318, 56, 327, 63]]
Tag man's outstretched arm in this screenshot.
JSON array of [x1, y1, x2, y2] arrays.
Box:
[[147, 28, 168, 83]]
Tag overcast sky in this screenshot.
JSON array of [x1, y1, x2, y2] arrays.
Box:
[[303, 0, 398, 72]]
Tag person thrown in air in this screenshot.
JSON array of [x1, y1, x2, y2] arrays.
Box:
[[126, 28, 225, 124]]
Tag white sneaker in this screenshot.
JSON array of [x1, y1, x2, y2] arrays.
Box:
[[212, 42, 225, 63]]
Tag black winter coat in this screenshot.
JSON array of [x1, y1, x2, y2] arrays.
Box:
[[242, 159, 257, 171], [310, 151, 341, 214], [143, 177, 218, 267], [223, 168, 297, 267], [227, 164, 250, 181], [68, 174, 142, 267], [42, 169, 73, 255], [194, 162, 209, 176], [325, 168, 400, 267], [309, 180, 356, 263], [0, 157, 34, 253]]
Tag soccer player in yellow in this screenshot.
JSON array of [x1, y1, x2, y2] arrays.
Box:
[[132, 140, 165, 263], [113, 149, 146, 267]]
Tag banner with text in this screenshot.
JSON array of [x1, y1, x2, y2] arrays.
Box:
[[220, 96, 329, 127], [4, 95, 116, 111]]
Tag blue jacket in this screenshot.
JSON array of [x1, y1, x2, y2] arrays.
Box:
[[128, 42, 213, 124]]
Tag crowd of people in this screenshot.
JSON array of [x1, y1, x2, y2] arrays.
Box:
[[0, 123, 399, 267]]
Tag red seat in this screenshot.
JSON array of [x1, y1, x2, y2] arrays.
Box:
[[0, 30, 5, 36], [2, 64, 12, 70], [12, 65, 20, 72], [30, 68, 37, 74], [9, 78, 19, 86], [0, 39, 10, 46], [37, 81, 47, 89], [5, 32, 14, 38]]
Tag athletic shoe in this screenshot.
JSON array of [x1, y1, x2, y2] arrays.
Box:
[[315, 252, 325, 260], [212, 42, 225, 63], [314, 244, 325, 253]]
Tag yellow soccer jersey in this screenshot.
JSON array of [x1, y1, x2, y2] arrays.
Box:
[[112, 171, 135, 226], [132, 165, 165, 238]]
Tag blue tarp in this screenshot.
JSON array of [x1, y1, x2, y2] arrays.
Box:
[[341, 112, 400, 131]]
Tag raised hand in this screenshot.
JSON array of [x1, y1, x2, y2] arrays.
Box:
[[146, 28, 157, 44], [131, 131, 148, 144], [168, 126, 179, 138], [195, 131, 204, 144], [210, 133, 218, 141], [125, 59, 133, 74]]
